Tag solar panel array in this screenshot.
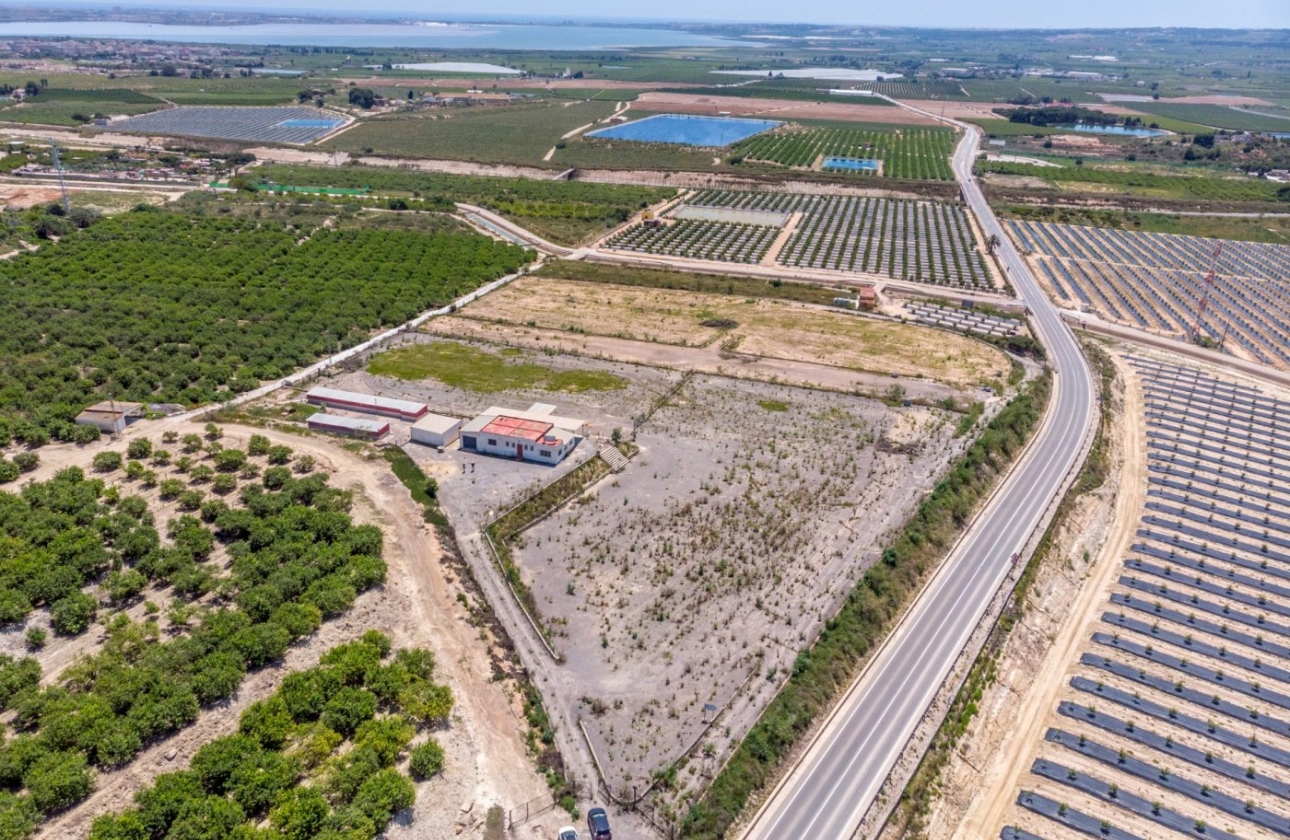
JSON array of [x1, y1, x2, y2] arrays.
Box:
[[112, 107, 344, 145], [1010, 221, 1290, 371]]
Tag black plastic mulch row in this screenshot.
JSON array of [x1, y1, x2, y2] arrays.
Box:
[[1145, 500, 1290, 551], [1126, 555, 1290, 621], [1080, 650, 1290, 739], [1135, 544, 1290, 598], [1148, 468, 1290, 515], [1118, 576, 1290, 641], [1030, 756, 1243, 840], [1090, 630, 1290, 711], [1045, 728, 1288, 834], [1150, 460, 1290, 509], [1071, 674, 1290, 769], [1155, 482, 1290, 529], [1107, 596, 1290, 681], [1056, 701, 1289, 799], [1139, 516, 1290, 572], [1147, 437, 1282, 485], [1011, 791, 1141, 840], [1100, 610, 1290, 687], [1135, 529, 1290, 579]]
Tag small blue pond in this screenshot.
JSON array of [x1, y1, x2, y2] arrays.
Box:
[[1060, 124, 1167, 138], [586, 114, 779, 146], [823, 156, 880, 172], [278, 119, 343, 128]]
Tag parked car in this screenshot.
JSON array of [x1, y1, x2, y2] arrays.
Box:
[[586, 807, 612, 840], [558, 826, 580, 840]]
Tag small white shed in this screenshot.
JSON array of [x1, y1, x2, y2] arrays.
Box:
[[410, 413, 462, 448]]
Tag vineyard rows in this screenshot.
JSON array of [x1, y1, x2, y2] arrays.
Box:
[[733, 127, 956, 180], [603, 189, 991, 287]]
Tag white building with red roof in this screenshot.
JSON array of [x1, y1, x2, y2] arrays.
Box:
[[460, 403, 585, 465]]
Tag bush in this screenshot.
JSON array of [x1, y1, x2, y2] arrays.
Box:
[[92, 452, 122, 473], [50, 591, 97, 635], [23, 750, 92, 813], [240, 696, 294, 750], [407, 739, 445, 780], [322, 687, 377, 736], [351, 768, 414, 826], [0, 655, 40, 707]]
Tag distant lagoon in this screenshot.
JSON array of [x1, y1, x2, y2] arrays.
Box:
[[0, 20, 758, 50]]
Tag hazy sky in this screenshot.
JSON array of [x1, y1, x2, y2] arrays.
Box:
[[62, 0, 1290, 29]]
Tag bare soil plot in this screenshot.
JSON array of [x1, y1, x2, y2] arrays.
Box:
[[634, 92, 937, 125], [459, 278, 1010, 388], [512, 375, 964, 789]]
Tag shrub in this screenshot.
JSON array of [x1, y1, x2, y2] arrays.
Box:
[[408, 739, 445, 780], [23, 750, 92, 813], [351, 768, 415, 826], [240, 697, 294, 750], [322, 688, 378, 736], [92, 452, 123, 473], [50, 591, 97, 635]]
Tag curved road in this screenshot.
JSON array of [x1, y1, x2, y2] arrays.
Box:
[[740, 125, 1096, 840]]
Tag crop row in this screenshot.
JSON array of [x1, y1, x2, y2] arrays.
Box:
[[1011, 358, 1290, 839], [0, 431, 386, 833], [86, 632, 448, 840], [733, 127, 956, 180], [0, 208, 529, 447]]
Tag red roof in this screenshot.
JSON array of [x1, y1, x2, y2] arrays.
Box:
[[480, 415, 554, 443]]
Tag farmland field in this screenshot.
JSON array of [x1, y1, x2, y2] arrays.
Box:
[[457, 276, 1010, 385], [1128, 102, 1290, 132], [1000, 358, 1290, 840], [603, 190, 993, 288], [979, 160, 1285, 203], [733, 125, 956, 179], [323, 99, 616, 163], [0, 207, 528, 445]]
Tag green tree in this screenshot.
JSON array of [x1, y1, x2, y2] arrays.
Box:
[[407, 739, 445, 780], [351, 768, 415, 826], [50, 591, 97, 635], [321, 687, 377, 736], [23, 750, 92, 812]]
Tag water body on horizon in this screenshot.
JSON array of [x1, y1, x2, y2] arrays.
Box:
[[0, 20, 758, 50]]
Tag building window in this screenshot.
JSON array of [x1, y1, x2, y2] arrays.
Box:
[[540, 450, 551, 457]]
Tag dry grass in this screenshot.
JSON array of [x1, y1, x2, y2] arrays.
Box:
[[463, 277, 1010, 387]]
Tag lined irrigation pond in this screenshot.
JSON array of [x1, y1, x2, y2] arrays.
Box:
[[586, 114, 780, 146]]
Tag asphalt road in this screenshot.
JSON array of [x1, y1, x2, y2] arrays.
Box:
[[741, 124, 1096, 840]]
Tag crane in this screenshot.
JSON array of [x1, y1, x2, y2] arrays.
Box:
[[1190, 242, 1223, 345]]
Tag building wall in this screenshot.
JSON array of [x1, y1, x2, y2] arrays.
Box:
[[410, 423, 461, 448], [474, 432, 578, 465]]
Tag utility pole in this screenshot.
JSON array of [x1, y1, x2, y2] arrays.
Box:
[[49, 141, 71, 215]]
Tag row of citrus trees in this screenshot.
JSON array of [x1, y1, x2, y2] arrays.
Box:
[[0, 431, 410, 837], [0, 205, 530, 447]]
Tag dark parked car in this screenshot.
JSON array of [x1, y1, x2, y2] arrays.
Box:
[[586, 807, 612, 840]]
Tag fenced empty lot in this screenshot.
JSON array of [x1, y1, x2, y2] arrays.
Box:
[[112, 106, 345, 144], [1010, 220, 1290, 370], [1005, 358, 1290, 839]]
